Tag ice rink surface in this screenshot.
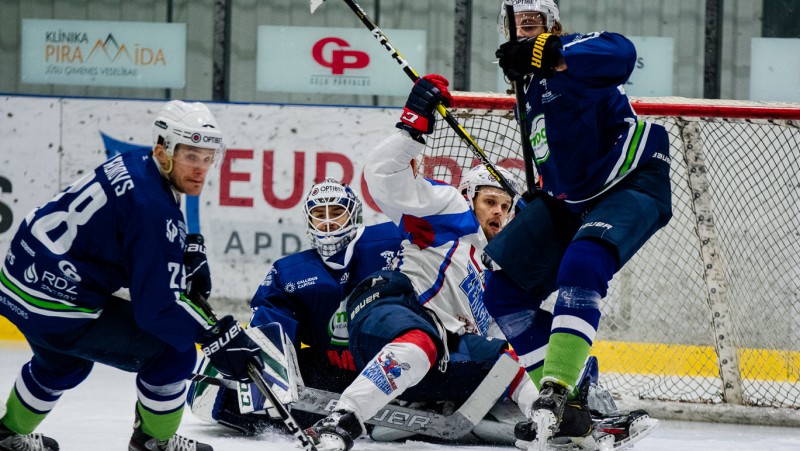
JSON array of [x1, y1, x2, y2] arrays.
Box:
[[1, 341, 798, 451]]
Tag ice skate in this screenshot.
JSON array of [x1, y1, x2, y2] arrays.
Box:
[[128, 427, 213, 451], [0, 422, 58, 451], [128, 410, 212, 451], [516, 377, 594, 450], [304, 410, 365, 451], [592, 409, 659, 450]]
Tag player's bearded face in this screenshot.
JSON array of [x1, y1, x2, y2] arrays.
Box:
[[473, 187, 512, 241], [167, 145, 216, 196]]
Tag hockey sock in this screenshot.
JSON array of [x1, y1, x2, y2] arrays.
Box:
[[135, 376, 188, 440], [543, 286, 601, 396], [336, 329, 436, 421], [1, 362, 65, 435], [136, 402, 184, 441], [543, 239, 616, 396]]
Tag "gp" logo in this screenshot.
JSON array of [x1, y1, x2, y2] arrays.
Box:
[[312, 37, 370, 75]]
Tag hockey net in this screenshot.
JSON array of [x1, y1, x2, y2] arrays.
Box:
[[420, 92, 800, 425]]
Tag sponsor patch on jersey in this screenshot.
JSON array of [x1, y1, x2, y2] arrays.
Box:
[[20, 240, 36, 257], [328, 300, 349, 346], [296, 276, 318, 289], [0, 294, 28, 320], [58, 260, 81, 283], [166, 219, 179, 242], [24, 264, 38, 284], [530, 114, 550, 164]]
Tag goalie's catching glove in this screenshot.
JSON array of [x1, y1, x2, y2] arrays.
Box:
[[184, 234, 211, 302], [198, 315, 264, 382], [396, 74, 453, 140], [496, 33, 562, 80]]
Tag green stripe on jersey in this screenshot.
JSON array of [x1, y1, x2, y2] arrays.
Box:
[[0, 269, 99, 314], [618, 121, 645, 176]]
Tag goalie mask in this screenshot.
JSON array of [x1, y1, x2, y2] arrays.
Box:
[[498, 0, 560, 40], [459, 165, 521, 216], [303, 179, 363, 258], [152, 100, 226, 165]]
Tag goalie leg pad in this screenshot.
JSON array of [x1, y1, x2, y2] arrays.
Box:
[[336, 331, 435, 421]]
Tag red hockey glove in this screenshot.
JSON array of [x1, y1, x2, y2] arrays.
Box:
[[396, 74, 453, 139]]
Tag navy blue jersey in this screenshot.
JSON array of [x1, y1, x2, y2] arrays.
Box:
[[249, 221, 403, 391], [523, 32, 658, 207], [0, 152, 211, 351]]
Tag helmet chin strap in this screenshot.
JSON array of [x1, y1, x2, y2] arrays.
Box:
[[152, 152, 183, 201]]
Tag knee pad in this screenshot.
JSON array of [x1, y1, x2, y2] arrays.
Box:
[[557, 239, 618, 297]]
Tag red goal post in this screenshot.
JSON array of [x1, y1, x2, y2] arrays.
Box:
[[422, 92, 800, 426]]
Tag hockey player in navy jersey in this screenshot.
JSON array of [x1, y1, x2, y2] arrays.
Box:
[[303, 74, 543, 451], [485, 0, 671, 448], [187, 179, 405, 433], [0, 100, 264, 451]]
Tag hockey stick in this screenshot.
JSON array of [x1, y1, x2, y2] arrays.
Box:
[[504, 1, 538, 195], [193, 352, 519, 440], [189, 295, 317, 451], [310, 0, 520, 197]]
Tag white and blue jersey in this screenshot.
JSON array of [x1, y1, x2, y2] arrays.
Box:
[[0, 151, 212, 351], [524, 31, 661, 207], [249, 221, 403, 391], [364, 131, 497, 338]]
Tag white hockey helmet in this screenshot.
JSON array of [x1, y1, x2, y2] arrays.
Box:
[[498, 0, 560, 40], [458, 165, 521, 212], [303, 178, 363, 258], [152, 100, 225, 163]]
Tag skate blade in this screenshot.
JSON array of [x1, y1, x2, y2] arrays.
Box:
[[528, 409, 558, 451], [612, 415, 659, 450], [525, 435, 601, 451]]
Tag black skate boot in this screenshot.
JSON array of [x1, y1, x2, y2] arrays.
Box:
[[0, 422, 59, 451], [304, 410, 365, 451], [128, 410, 213, 451], [128, 428, 213, 451], [515, 379, 593, 447], [593, 409, 659, 446]]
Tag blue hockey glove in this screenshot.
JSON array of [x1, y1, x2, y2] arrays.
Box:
[[198, 315, 264, 382], [184, 234, 211, 302], [396, 74, 453, 140], [496, 33, 562, 80]]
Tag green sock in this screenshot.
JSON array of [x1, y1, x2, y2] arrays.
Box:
[[527, 365, 545, 391], [542, 332, 591, 399], [3, 389, 49, 435], [137, 402, 183, 441]]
